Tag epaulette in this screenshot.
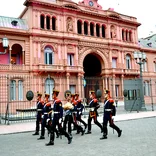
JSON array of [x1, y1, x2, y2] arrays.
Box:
[[77, 99, 81, 103], [45, 102, 51, 107], [55, 99, 61, 104], [93, 99, 98, 103], [109, 99, 114, 103], [73, 101, 78, 105]]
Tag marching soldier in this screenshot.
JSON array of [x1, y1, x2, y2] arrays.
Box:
[[100, 90, 122, 139], [38, 93, 59, 140], [32, 92, 44, 135], [85, 90, 103, 134], [63, 93, 85, 136], [46, 89, 72, 146], [75, 93, 87, 134]]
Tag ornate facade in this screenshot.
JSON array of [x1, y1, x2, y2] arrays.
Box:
[[0, 0, 156, 108]]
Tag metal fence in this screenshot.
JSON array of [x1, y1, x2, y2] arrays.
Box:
[[0, 74, 156, 125]]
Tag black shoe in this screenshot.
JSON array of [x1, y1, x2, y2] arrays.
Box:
[[100, 135, 107, 140], [76, 131, 80, 134], [37, 136, 45, 140], [56, 135, 59, 138], [81, 130, 85, 136], [85, 131, 91, 134], [118, 130, 122, 137], [32, 132, 39, 135], [45, 141, 54, 146], [101, 129, 103, 133], [68, 136, 72, 144]]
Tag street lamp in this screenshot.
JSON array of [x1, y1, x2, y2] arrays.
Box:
[[0, 37, 9, 54], [134, 51, 146, 111]]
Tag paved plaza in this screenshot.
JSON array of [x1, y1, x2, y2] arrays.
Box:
[[0, 117, 156, 156]]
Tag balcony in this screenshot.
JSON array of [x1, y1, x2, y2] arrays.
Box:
[[32, 64, 64, 72], [123, 69, 139, 75], [0, 64, 30, 71], [64, 65, 83, 73]]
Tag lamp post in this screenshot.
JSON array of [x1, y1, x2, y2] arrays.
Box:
[[134, 51, 146, 111], [0, 37, 9, 54]]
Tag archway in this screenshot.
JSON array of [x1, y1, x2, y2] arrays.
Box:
[[83, 53, 102, 100], [83, 53, 101, 76]]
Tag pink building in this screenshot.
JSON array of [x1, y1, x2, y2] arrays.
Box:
[[0, 0, 156, 114]]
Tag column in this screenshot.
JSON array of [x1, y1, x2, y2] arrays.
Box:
[[82, 22, 84, 35], [105, 76, 108, 89], [9, 48, 11, 64], [88, 23, 90, 35], [66, 73, 70, 90], [112, 74, 116, 99], [94, 24, 96, 37], [107, 24, 110, 39], [38, 11, 40, 29], [121, 74, 124, 99], [38, 42, 41, 64], [99, 25, 102, 37], [50, 16, 52, 30], [44, 16, 46, 30], [22, 50, 25, 65], [78, 73, 81, 97]]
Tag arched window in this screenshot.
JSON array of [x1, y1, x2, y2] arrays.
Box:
[[10, 80, 16, 100], [46, 16, 50, 30], [52, 17, 56, 30], [122, 29, 124, 41], [126, 54, 131, 69], [77, 20, 82, 34], [142, 60, 147, 72], [84, 21, 88, 35], [102, 25, 106, 38], [129, 31, 132, 42], [126, 30, 128, 41], [40, 15, 45, 29], [96, 24, 100, 37], [90, 23, 94, 36], [18, 80, 23, 100], [45, 78, 54, 100], [44, 46, 54, 65]]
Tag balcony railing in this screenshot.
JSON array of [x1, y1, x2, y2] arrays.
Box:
[[38, 64, 64, 71], [0, 64, 30, 71]]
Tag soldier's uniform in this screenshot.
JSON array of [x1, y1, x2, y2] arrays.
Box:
[[46, 90, 72, 146], [38, 93, 53, 140], [100, 90, 122, 139], [75, 93, 87, 134], [85, 91, 103, 134], [32, 92, 44, 135]]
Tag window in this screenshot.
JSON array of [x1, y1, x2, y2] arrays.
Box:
[[10, 80, 16, 100], [129, 31, 132, 42], [126, 55, 131, 69], [77, 20, 82, 34], [102, 25, 105, 38], [142, 61, 147, 72], [67, 54, 74, 66], [112, 58, 117, 68], [45, 78, 54, 100], [115, 85, 119, 97], [122, 29, 124, 41], [18, 80, 23, 100], [144, 81, 150, 96], [90, 23, 94, 36], [70, 85, 76, 94], [96, 24, 100, 37], [44, 46, 54, 65], [84, 21, 88, 35], [46, 16, 50, 30], [154, 62, 156, 72], [52, 17, 56, 30], [40, 15, 44, 29]]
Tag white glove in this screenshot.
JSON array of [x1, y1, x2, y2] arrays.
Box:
[[59, 118, 62, 124], [41, 115, 44, 119]]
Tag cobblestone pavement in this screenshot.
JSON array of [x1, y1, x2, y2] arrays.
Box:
[[1, 117, 156, 156]]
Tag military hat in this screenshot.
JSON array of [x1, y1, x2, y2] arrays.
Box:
[[89, 90, 95, 94], [71, 93, 75, 97], [104, 89, 110, 94], [45, 93, 50, 97], [75, 93, 79, 96], [37, 91, 42, 97], [53, 89, 59, 96]]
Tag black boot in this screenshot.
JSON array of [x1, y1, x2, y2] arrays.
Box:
[[100, 135, 107, 140], [46, 141, 54, 146], [110, 124, 122, 137], [118, 130, 122, 137], [85, 131, 91, 134], [37, 136, 45, 140], [68, 136, 72, 144], [32, 132, 39, 135]]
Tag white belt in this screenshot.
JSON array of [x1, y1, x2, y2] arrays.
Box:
[[105, 109, 112, 111], [44, 112, 48, 114], [90, 108, 94, 111], [54, 112, 59, 114], [37, 109, 42, 111]]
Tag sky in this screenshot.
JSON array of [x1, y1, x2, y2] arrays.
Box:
[[0, 0, 155, 38]]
